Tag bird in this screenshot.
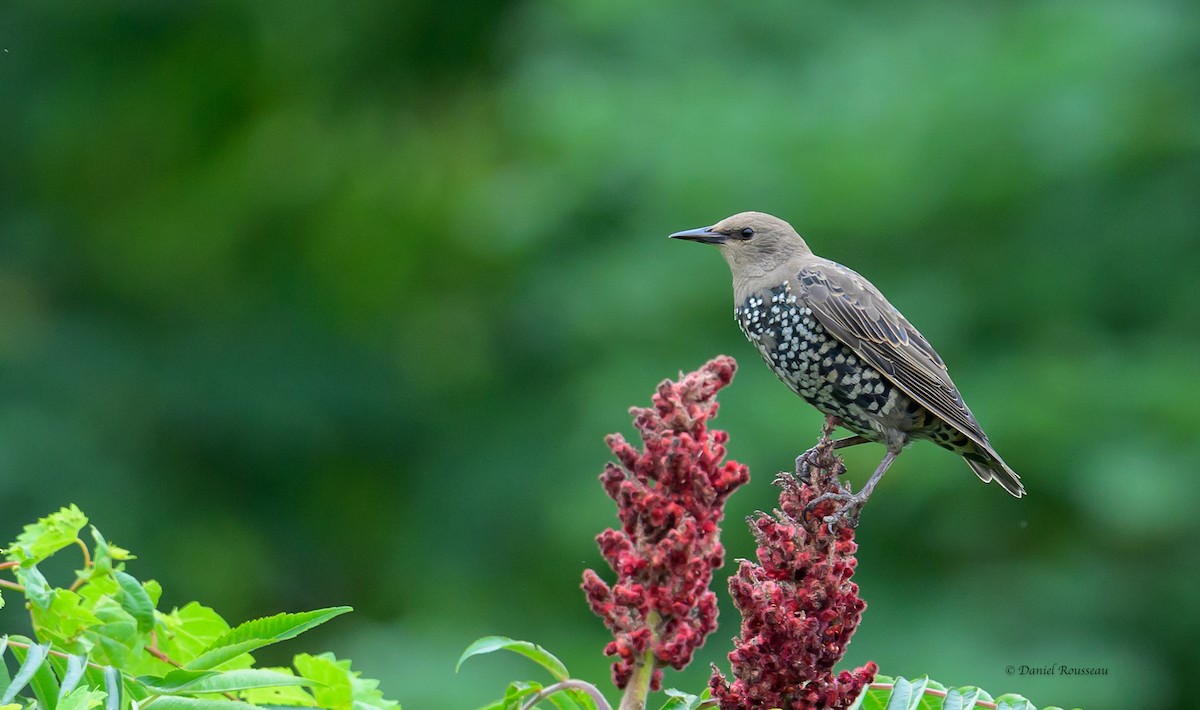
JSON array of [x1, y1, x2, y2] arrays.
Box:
[[670, 211, 1024, 514]]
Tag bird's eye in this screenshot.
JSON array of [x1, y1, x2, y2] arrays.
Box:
[[740, 227, 755, 239]]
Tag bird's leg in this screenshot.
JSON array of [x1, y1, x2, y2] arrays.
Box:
[[848, 450, 898, 507], [805, 450, 900, 524]]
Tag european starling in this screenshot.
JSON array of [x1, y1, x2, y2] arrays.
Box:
[[670, 211, 1024, 512]]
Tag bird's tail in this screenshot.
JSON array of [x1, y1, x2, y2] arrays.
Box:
[[962, 445, 1025, 498]]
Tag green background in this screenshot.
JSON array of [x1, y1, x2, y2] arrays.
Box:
[[2, 2, 1197, 708]]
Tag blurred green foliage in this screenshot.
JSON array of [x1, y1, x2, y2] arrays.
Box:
[[2, 1, 1198, 708]]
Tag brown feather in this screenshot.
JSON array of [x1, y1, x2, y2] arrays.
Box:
[[794, 260, 995, 452]]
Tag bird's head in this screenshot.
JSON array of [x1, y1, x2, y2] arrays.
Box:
[[669, 211, 811, 278]]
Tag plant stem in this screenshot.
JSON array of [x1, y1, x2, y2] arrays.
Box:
[[618, 611, 660, 710], [618, 655, 653, 710], [519, 680, 612, 710], [69, 537, 93, 591]]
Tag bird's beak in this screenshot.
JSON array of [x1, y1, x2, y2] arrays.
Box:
[[668, 226, 727, 245]]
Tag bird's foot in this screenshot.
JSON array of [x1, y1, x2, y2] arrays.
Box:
[[804, 486, 865, 529]]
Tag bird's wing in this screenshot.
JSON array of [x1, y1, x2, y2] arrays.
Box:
[[794, 260, 991, 448]]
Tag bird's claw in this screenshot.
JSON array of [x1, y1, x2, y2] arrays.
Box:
[[822, 503, 862, 530], [805, 488, 863, 530]]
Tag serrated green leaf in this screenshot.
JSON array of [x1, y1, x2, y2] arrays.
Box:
[[140, 669, 319, 696], [238, 668, 319, 707], [152, 603, 236, 671], [26, 588, 99, 656], [90, 528, 133, 567], [456, 637, 570, 682], [5, 506, 88, 565], [185, 608, 351, 671], [240, 685, 318, 706], [142, 581, 162, 608], [133, 671, 220, 694], [134, 697, 257, 710], [293, 654, 351, 710], [56, 687, 106, 710], [293, 653, 396, 710], [82, 594, 143, 667], [114, 573, 155, 635], [15, 564, 53, 609]]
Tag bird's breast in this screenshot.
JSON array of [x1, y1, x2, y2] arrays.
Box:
[[734, 281, 917, 446]]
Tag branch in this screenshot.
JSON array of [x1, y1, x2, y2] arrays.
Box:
[[519, 680, 613, 710]]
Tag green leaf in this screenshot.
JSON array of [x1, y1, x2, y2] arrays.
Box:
[[143, 580, 163, 608], [240, 684, 318, 706], [25, 588, 100, 657], [885, 676, 929, 710], [0, 637, 11, 692], [83, 594, 143, 667], [995, 696, 1036, 710], [544, 692, 584, 710], [139, 669, 320, 695], [15, 564, 53, 609], [57, 655, 88, 699], [7, 641, 60, 710], [103, 667, 122, 710], [293, 654, 351, 710], [914, 678, 945, 710], [186, 608, 351, 671], [134, 697, 258, 710], [499, 679, 590, 709], [502, 680, 542, 705], [133, 671, 220, 694], [152, 603, 237, 670], [114, 573, 155, 635], [942, 686, 982, 710], [456, 637, 570, 681], [2, 642, 50, 705], [4, 506, 88, 564], [56, 687, 106, 710], [90, 527, 134, 567], [238, 668, 319, 707], [852, 676, 1056, 710], [293, 653, 397, 710], [659, 687, 709, 710]]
